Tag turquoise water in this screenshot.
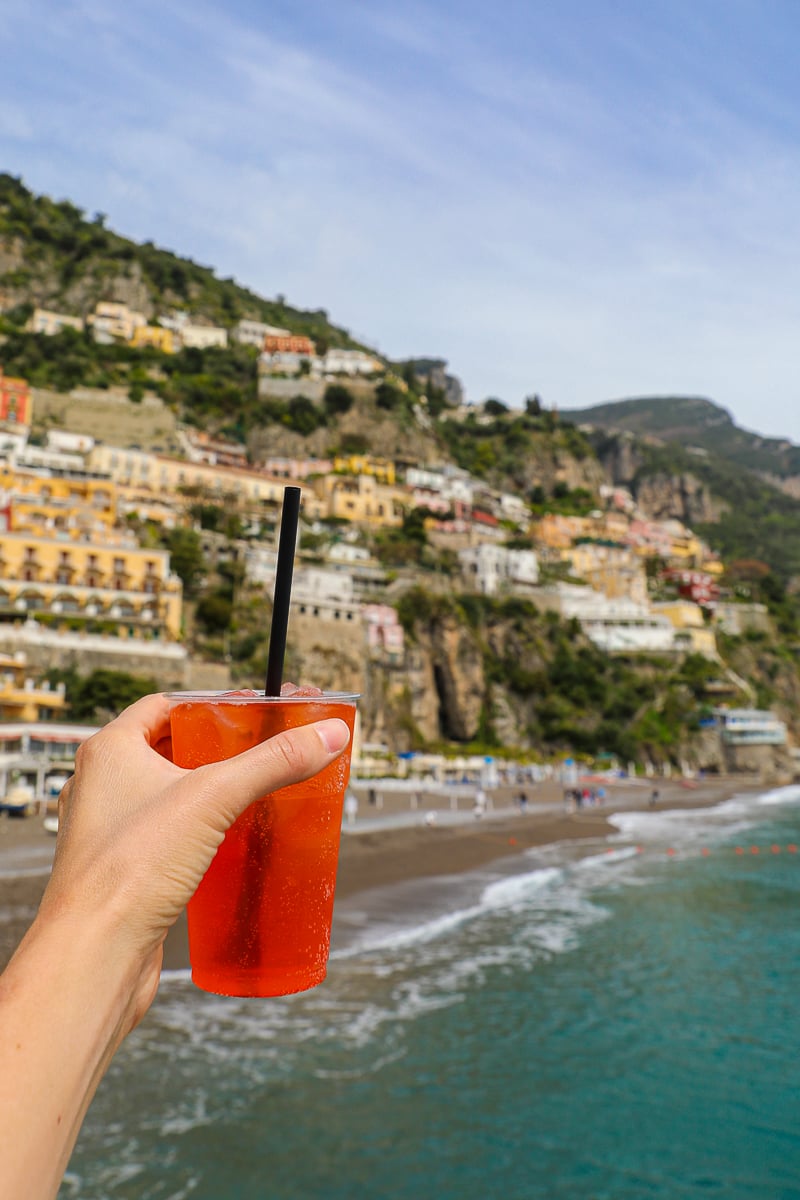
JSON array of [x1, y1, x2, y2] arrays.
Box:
[[61, 786, 800, 1199]]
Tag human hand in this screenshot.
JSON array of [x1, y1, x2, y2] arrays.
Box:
[[39, 691, 351, 1030]]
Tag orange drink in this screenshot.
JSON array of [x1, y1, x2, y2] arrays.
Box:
[[168, 692, 358, 997]]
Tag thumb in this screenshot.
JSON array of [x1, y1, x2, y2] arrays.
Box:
[[174, 717, 352, 827]]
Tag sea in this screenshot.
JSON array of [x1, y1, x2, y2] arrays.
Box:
[[59, 786, 800, 1200]]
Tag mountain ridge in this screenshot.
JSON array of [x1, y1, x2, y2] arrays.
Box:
[[561, 395, 800, 483]]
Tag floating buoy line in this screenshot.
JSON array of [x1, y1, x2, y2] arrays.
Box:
[[621, 843, 800, 858]]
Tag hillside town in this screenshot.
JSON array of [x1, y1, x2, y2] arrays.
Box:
[[0, 303, 792, 803]]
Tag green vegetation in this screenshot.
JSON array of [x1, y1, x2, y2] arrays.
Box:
[[439, 409, 594, 491], [46, 668, 159, 721], [563, 395, 800, 480], [0, 173, 372, 350], [612, 436, 800, 583], [396, 589, 729, 763]]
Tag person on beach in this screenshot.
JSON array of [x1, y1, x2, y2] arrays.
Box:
[[0, 691, 351, 1200]]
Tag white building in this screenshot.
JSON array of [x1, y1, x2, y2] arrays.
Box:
[[498, 492, 529, 527], [322, 349, 381, 376], [27, 308, 84, 336], [87, 302, 146, 342], [45, 430, 95, 455], [259, 351, 316, 376], [458, 543, 539, 595], [292, 567, 359, 622], [179, 323, 228, 350], [545, 583, 676, 653], [714, 708, 787, 746], [231, 319, 290, 347], [4, 445, 90, 475], [327, 542, 372, 565], [158, 312, 228, 349]]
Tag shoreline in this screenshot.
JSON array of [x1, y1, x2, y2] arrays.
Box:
[[0, 775, 773, 972]]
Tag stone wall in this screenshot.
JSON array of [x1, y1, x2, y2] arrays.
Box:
[[0, 625, 187, 689]]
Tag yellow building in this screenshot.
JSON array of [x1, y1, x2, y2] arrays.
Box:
[[0, 467, 117, 536], [86, 446, 319, 511], [129, 325, 175, 353], [663, 520, 705, 566], [652, 600, 718, 658], [586, 510, 631, 542], [567, 543, 649, 606], [331, 454, 396, 485], [0, 653, 67, 721], [312, 473, 405, 526], [0, 530, 182, 639], [533, 513, 592, 551]]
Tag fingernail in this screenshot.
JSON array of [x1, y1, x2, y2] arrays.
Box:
[[316, 719, 350, 754]]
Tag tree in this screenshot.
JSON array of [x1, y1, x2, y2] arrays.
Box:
[[285, 394, 325, 435], [323, 383, 354, 416], [484, 397, 508, 416], [375, 381, 403, 410], [48, 668, 159, 721], [196, 592, 233, 634], [165, 528, 206, 595]]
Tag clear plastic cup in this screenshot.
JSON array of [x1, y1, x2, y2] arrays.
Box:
[[167, 691, 358, 997]]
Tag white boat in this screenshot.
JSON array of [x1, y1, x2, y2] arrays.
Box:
[[0, 784, 35, 817]]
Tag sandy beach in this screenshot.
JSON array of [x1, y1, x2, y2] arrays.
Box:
[[0, 774, 768, 972]]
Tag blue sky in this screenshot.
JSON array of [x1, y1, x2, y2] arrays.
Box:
[[3, 0, 800, 440]]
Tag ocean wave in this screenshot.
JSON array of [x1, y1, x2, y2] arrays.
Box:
[[609, 793, 760, 846], [755, 783, 800, 807]]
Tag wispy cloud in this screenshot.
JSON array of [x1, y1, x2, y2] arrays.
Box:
[[3, 0, 800, 437]]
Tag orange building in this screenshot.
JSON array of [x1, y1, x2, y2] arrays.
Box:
[[263, 333, 316, 355], [0, 369, 31, 426]]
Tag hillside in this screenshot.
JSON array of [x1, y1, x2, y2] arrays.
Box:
[[0, 173, 370, 352], [562, 395, 800, 484], [3, 175, 800, 768]]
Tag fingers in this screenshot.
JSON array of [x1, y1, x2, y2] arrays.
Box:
[[185, 718, 351, 823], [107, 692, 173, 746]]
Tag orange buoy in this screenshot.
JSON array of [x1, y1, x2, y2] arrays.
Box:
[[771, 845, 781, 854], [667, 848, 676, 856], [750, 846, 760, 855], [735, 847, 745, 855], [701, 848, 710, 857], [788, 844, 798, 854]]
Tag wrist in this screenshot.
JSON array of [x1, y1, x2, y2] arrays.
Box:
[[0, 907, 151, 1199], [12, 903, 149, 1051]]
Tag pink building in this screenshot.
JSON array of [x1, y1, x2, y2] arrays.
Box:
[[363, 605, 405, 661]]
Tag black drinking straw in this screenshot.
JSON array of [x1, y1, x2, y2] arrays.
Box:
[[232, 486, 302, 983], [265, 486, 301, 695]]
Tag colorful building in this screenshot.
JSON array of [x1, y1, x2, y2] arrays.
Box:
[[264, 333, 316, 356], [0, 369, 32, 426], [87, 446, 311, 509], [0, 653, 67, 721], [311, 473, 405, 527], [87, 302, 147, 342], [0, 467, 117, 536], [651, 599, 718, 658], [664, 568, 720, 609], [129, 325, 175, 353], [0, 530, 182, 639], [332, 454, 396, 485]]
